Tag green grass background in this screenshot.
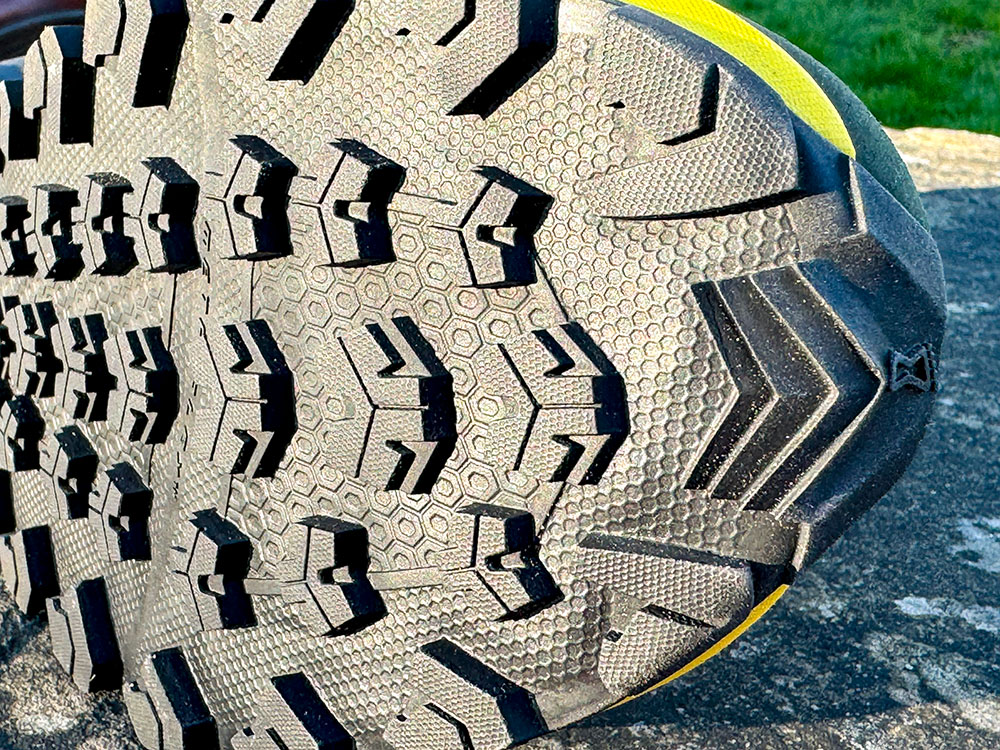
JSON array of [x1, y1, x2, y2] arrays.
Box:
[[724, 0, 1000, 135]]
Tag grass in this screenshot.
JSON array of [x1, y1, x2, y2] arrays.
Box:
[[723, 0, 1000, 135]]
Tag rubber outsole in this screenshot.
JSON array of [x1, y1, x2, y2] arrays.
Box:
[[0, 1, 944, 749]]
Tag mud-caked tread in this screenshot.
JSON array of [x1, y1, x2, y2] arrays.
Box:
[[0, 524, 59, 615], [83, 0, 190, 108], [233, 671, 356, 749], [290, 139, 405, 267], [387, 638, 547, 750], [334, 316, 457, 494], [89, 461, 154, 561], [126, 647, 220, 750], [203, 135, 299, 261], [170, 508, 256, 631], [444, 504, 561, 621], [106, 325, 179, 445], [195, 317, 295, 477], [46, 576, 124, 692]]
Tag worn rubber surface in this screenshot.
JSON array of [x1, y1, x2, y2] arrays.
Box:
[[0, 0, 944, 748]]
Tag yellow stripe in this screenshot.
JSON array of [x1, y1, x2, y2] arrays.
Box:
[[624, 0, 855, 157], [612, 584, 790, 707]]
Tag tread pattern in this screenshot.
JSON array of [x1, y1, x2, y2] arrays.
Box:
[[217, 0, 357, 84], [334, 316, 457, 493], [40, 425, 98, 519], [170, 509, 256, 631], [0, 471, 12, 534], [589, 48, 799, 219], [3, 298, 64, 399], [203, 135, 299, 261], [23, 26, 96, 146], [30, 183, 85, 280], [498, 322, 629, 485], [386, 638, 547, 750], [130, 157, 201, 272], [574, 532, 753, 695], [47, 576, 124, 692], [0, 77, 40, 163], [83, 0, 190, 108], [125, 647, 220, 750], [445, 504, 560, 621], [0, 524, 59, 615], [233, 672, 356, 749], [0, 394, 44, 472], [89, 461, 154, 561], [57, 312, 116, 422], [290, 139, 405, 267], [278, 515, 386, 637], [393, 0, 559, 118], [197, 317, 296, 478], [82, 172, 139, 275], [106, 325, 179, 445], [444, 168, 550, 289], [0, 196, 35, 274], [1, 162, 199, 280], [686, 262, 881, 512]]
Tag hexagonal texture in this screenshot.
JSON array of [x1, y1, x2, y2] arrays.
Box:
[[0, 0, 945, 749]]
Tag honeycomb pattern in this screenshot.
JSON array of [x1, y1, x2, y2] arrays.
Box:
[[542, 209, 802, 548], [0, 0, 937, 748], [251, 211, 565, 575], [186, 2, 812, 739], [599, 11, 708, 144]]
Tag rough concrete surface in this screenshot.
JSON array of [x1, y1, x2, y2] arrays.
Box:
[[2, 127, 999, 749]]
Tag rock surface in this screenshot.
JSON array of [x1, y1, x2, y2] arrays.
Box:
[[2, 127, 999, 749]]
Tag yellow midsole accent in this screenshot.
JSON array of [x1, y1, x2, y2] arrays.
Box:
[[613, 584, 790, 707], [623, 0, 855, 157]]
